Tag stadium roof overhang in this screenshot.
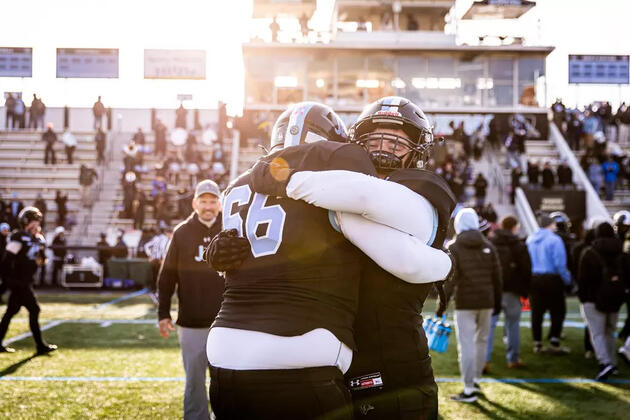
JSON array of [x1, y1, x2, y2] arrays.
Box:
[[252, 0, 317, 18], [462, 0, 536, 20], [242, 41, 554, 55]]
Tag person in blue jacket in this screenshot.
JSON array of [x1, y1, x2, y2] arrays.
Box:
[[602, 155, 619, 201], [526, 214, 572, 354]]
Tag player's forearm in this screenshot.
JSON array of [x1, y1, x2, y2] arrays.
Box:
[[287, 170, 435, 240], [336, 212, 451, 284]]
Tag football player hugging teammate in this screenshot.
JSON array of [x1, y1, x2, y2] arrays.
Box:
[[207, 98, 455, 420]]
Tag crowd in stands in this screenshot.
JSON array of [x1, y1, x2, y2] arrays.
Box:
[[552, 99, 630, 201], [3, 93, 47, 130]]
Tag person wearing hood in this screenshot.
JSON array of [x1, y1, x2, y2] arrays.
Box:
[[577, 222, 630, 380], [526, 214, 572, 354], [444, 208, 502, 403], [486, 215, 531, 371]]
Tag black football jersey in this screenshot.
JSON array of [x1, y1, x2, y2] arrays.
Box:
[[212, 141, 377, 349], [347, 168, 456, 387], [5, 230, 46, 284]]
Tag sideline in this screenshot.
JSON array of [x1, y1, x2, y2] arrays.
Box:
[[92, 288, 149, 310], [4, 320, 65, 346], [1, 376, 629, 384]]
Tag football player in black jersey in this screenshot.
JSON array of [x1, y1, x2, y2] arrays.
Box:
[[208, 100, 453, 419], [215, 97, 455, 419], [0, 207, 57, 354]]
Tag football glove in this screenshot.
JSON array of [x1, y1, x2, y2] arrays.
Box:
[[206, 229, 250, 272]]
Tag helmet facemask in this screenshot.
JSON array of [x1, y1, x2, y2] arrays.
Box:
[[353, 122, 434, 172]]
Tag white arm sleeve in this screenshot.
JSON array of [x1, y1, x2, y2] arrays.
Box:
[[287, 170, 435, 241], [336, 212, 451, 284]]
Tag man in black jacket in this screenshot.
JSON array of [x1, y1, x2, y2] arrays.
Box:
[[42, 123, 57, 165], [486, 215, 531, 370], [157, 179, 224, 420], [577, 222, 630, 380], [445, 208, 502, 403]]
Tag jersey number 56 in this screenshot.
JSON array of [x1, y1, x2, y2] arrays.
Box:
[[222, 185, 286, 258]]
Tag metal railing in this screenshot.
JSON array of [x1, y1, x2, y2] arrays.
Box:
[[515, 187, 539, 236], [548, 123, 612, 224]]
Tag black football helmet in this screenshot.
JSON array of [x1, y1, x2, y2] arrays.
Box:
[[18, 206, 43, 229], [349, 96, 434, 172], [549, 211, 571, 232], [613, 210, 630, 227], [270, 102, 348, 151]]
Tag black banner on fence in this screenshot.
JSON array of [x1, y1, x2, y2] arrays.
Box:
[[523, 187, 586, 223]]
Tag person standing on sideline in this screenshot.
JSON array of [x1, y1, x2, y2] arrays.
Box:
[[0, 207, 57, 354], [157, 180, 224, 420], [144, 225, 171, 296], [42, 123, 57, 165], [92, 96, 105, 130], [444, 208, 502, 403], [577, 222, 629, 380], [527, 214, 572, 354], [486, 215, 531, 371]]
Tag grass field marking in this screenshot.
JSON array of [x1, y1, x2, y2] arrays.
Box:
[[2, 376, 630, 384], [4, 320, 66, 345], [92, 288, 149, 310]]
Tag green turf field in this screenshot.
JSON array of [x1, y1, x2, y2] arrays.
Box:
[[1, 291, 629, 419]]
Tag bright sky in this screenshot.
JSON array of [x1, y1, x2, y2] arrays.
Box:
[[1, 0, 629, 111]]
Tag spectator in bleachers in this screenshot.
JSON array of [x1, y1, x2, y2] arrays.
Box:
[[132, 127, 145, 145], [166, 153, 182, 185], [176, 103, 187, 129], [617, 102, 630, 144], [61, 128, 77, 165], [4, 93, 16, 130], [269, 16, 280, 40], [92, 96, 105, 130], [95, 127, 106, 165], [587, 156, 604, 195], [0, 223, 9, 303], [577, 221, 630, 380], [582, 110, 600, 150], [13, 94, 25, 130], [184, 132, 198, 163], [42, 123, 57, 165], [51, 226, 67, 287], [8, 193, 24, 230], [177, 188, 192, 219], [133, 190, 147, 231], [602, 155, 620, 201], [155, 194, 172, 227], [510, 165, 522, 204], [79, 164, 98, 208], [541, 161, 555, 190], [55, 190, 68, 227], [527, 160, 540, 187], [567, 111, 583, 150], [551, 99, 566, 131], [151, 175, 167, 199], [112, 231, 128, 259], [557, 159, 573, 188], [444, 208, 502, 403], [299, 13, 309, 39], [473, 173, 488, 208], [33, 193, 47, 230], [406, 14, 418, 31], [486, 215, 531, 371], [504, 130, 520, 170], [28, 94, 45, 130], [187, 163, 200, 189], [122, 172, 137, 219], [154, 119, 167, 157], [96, 233, 111, 278], [527, 214, 571, 354]]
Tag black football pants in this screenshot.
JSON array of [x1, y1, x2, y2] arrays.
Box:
[[0, 287, 45, 347], [209, 365, 353, 420], [530, 274, 566, 343], [351, 383, 438, 420]]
